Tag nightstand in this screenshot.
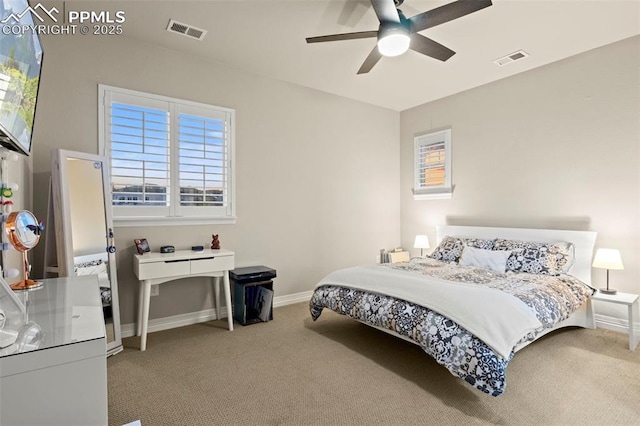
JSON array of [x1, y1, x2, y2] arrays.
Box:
[[591, 291, 639, 350]]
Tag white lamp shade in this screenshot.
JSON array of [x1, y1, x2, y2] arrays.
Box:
[[592, 248, 624, 270], [414, 235, 430, 249]]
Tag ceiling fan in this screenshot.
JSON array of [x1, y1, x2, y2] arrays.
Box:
[[306, 0, 493, 74]]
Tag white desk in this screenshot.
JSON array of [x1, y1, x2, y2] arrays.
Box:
[[133, 249, 235, 351]]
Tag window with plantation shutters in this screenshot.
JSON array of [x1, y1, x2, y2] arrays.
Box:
[[99, 85, 235, 226], [178, 108, 229, 209], [413, 128, 452, 200], [110, 102, 170, 210]]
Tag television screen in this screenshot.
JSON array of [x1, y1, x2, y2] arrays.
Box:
[[0, 0, 43, 156]]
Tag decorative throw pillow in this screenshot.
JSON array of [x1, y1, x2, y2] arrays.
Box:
[[493, 239, 574, 276], [553, 241, 576, 273], [429, 236, 465, 263], [429, 236, 495, 263], [459, 246, 511, 274], [463, 237, 495, 250]]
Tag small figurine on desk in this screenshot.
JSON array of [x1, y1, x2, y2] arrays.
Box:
[[211, 234, 220, 250]]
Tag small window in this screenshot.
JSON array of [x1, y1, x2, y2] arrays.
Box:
[[99, 85, 235, 226], [413, 128, 452, 200]]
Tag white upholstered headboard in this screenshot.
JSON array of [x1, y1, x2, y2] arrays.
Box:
[[436, 225, 597, 285]]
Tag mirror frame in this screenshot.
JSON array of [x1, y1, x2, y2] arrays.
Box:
[[6, 210, 40, 251], [6, 210, 43, 290], [51, 149, 122, 356]]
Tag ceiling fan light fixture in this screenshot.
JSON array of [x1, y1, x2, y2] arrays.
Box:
[[377, 26, 410, 57], [306, 0, 493, 74]]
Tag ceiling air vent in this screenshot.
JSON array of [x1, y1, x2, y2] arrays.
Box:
[[493, 50, 529, 67], [166, 19, 207, 41]]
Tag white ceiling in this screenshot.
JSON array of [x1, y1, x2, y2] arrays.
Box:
[[97, 1, 639, 111]]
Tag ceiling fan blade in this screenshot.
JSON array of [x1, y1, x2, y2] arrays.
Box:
[[409, 0, 492, 33], [306, 30, 378, 44], [410, 33, 455, 61], [357, 46, 383, 74], [370, 0, 400, 23]]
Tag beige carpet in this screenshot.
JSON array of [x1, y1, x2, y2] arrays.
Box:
[[107, 302, 639, 425]]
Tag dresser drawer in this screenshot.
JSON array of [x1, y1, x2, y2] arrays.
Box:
[[190, 255, 234, 275], [137, 259, 190, 280]]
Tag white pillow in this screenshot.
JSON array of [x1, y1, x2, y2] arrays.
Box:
[[459, 246, 511, 274]]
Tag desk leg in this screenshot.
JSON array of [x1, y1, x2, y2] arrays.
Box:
[[140, 280, 151, 351], [629, 303, 637, 351], [224, 271, 233, 331], [213, 278, 221, 321], [137, 281, 143, 336]]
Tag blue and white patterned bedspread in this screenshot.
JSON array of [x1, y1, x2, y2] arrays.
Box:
[[309, 258, 593, 396]]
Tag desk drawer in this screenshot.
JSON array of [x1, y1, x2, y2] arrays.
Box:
[[137, 259, 190, 280], [190, 256, 234, 274]]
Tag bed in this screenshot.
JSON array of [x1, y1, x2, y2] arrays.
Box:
[[309, 225, 597, 396]]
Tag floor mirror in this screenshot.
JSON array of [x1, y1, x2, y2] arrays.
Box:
[[48, 149, 122, 356]]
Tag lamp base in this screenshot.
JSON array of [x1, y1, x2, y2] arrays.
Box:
[[11, 279, 43, 291], [599, 287, 617, 295]]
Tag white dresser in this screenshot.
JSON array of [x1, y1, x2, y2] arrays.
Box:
[[134, 248, 235, 351], [0, 275, 108, 426]]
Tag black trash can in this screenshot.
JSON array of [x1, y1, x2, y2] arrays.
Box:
[[230, 266, 276, 325]]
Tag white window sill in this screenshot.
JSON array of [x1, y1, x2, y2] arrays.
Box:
[[114, 216, 237, 227], [413, 188, 453, 200]]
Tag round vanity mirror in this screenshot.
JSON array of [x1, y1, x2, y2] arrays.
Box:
[[6, 210, 42, 291]]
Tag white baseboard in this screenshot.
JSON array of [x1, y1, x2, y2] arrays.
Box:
[[121, 290, 314, 338], [595, 313, 638, 335], [273, 290, 313, 308]]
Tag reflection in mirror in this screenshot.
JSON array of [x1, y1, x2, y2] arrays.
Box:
[[6, 210, 42, 290], [50, 149, 122, 356], [0, 275, 26, 348]]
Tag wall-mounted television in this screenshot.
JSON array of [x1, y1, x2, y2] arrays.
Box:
[[0, 0, 43, 156]]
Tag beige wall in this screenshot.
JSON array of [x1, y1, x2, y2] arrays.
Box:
[[30, 34, 401, 325], [400, 36, 640, 319]]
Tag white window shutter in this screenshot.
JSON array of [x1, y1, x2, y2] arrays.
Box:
[[177, 110, 229, 208], [110, 102, 170, 207], [417, 140, 446, 189]]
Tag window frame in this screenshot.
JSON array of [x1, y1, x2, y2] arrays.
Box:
[[98, 84, 236, 226], [412, 128, 452, 200]]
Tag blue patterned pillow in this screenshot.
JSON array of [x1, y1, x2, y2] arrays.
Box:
[[493, 239, 575, 276], [430, 236, 495, 263]]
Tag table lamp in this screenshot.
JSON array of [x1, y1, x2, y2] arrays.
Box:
[[592, 248, 624, 295], [414, 235, 430, 257]]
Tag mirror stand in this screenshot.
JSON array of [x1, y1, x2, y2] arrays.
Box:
[[10, 251, 41, 291], [47, 150, 123, 356]]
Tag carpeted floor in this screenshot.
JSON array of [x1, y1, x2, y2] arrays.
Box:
[[107, 302, 639, 425]]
